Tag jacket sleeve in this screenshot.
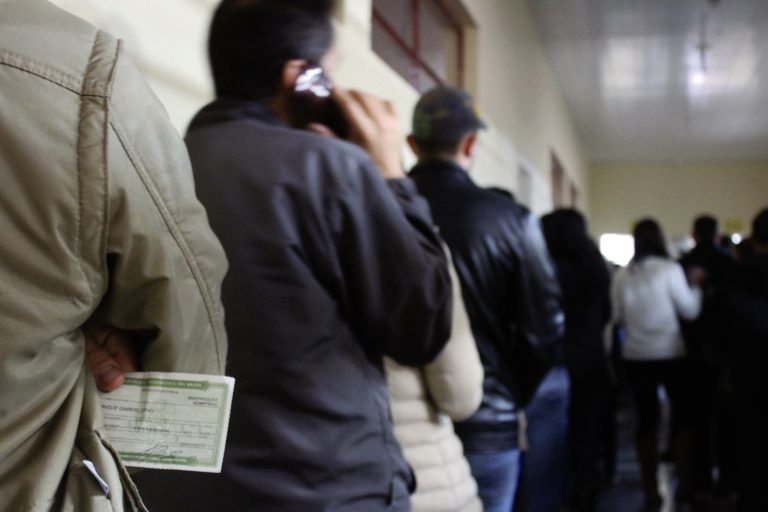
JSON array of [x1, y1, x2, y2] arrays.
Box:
[[668, 263, 702, 321], [90, 50, 228, 375], [332, 159, 452, 367], [514, 213, 565, 348], [422, 251, 483, 421]]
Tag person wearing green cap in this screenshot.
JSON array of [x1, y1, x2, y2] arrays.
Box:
[[407, 86, 565, 512]]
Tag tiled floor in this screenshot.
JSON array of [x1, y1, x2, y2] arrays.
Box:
[[597, 403, 666, 512], [597, 401, 737, 512], [597, 415, 677, 511]]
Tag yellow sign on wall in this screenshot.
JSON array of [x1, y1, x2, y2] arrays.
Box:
[[722, 217, 745, 234]]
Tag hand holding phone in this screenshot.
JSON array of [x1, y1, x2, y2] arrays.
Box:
[[291, 67, 403, 179], [291, 67, 350, 139], [332, 88, 404, 179]]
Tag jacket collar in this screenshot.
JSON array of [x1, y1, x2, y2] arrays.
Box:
[[187, 97, 285, 134], [409, 158, 474, 185]]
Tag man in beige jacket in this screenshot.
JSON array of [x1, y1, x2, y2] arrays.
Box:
[[0, 1, 228, 510]]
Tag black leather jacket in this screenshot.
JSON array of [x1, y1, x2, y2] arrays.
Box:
[[410, 159, 564, 452]]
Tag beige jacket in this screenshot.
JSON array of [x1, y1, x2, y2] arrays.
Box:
[[0, 1, 228, 510], [386, 263, 484, 512]]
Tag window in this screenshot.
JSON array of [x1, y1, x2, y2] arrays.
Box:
[[570, 182, 579, 208], [599, 234, 634, 267], [551, 152, 565, 208], [518, 163, 533, 208], [372, 0, 464, 92]]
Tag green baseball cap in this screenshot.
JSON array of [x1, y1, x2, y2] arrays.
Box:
[[412, 86, 486, 142]]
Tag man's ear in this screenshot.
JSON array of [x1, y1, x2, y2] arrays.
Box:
[[280, 59, 309, 92], [462, 131, 479, 159], [406, 134, 420, 157]]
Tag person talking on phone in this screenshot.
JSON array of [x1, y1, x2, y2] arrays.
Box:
[[131, 1, 452, 511]]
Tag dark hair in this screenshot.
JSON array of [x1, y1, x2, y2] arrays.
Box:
[[541, 209, 610, 310], [752, 207, 768, 244], [411, 137, 464, 158], [719, 233, 734, 252], [632, 218, 669, 262], [541, 209, 589, 261], [693, 214, 718, 245], [209, 0, 335, 100]]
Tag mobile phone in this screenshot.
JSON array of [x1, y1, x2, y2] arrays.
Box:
[[290, 66, 350, 139]]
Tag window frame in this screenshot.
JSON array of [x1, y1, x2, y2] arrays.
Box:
[[372, 0, 465, 90], [551, 151, 566, 208]]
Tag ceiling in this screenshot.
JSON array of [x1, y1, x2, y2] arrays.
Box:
[[527, 0, 768, 163]]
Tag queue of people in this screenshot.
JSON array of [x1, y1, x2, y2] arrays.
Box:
[[2, 1, 767, 512], [536, 210, 768, 512]]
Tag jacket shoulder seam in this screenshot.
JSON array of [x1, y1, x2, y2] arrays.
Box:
[[108, 114, 224, 371], [81, 31, 120, 99], [75, 31, 121, 297], [0, 48, 84, 95], [0, 292, 92, 301]]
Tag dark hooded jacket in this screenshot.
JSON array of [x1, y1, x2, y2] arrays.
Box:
[[133, 99, 452, 511]]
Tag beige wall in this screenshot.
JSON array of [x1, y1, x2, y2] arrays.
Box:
[[462, 0, 588, 212], [589, 160, 768, 240], [50, 0, 587, 214]]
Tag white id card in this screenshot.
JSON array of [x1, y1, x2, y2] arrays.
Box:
[[100, 372, 235, 473]]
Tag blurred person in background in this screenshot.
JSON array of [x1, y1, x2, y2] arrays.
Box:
[[611, 218, 703, 511], [679, 215, 735, 499], [725, 208, 768, 512], [719, 233, 736, 256], [133, 1, 453, 510], [541, 209, 613, 512]]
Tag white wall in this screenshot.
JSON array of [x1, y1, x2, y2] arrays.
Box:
[[589, 160, 768, 240], [50, 0, 218, 134]]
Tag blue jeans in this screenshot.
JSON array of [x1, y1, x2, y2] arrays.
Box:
[[465, 448, 521, 512], [522, 365, 570, 512]]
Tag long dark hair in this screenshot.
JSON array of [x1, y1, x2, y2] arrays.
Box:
[[541, 209, 591, 263], [542, 208, 607, 278], [209, 0, 335, 101], [542, 208, 610, 321], [632, 218, 669, 263]]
